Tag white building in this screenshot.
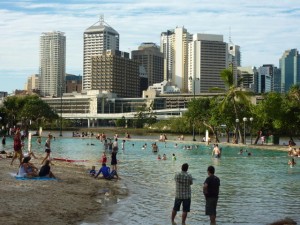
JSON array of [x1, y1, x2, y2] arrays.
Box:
[[39, 31, 66, 97], [160, 27, 192, 92], [25, 74, 39, 93], [83, 16, 119, 90], [188, 33, 227, 94], [146, 80, 180, 95]]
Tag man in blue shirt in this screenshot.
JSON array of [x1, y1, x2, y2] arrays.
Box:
[[95, 163, 118, 180]]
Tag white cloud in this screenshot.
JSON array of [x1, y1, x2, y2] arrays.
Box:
[[0, 0, 299, 92]]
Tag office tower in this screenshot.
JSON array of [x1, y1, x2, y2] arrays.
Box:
[[160, 27, 192, 92], [228, 42, 241, 85], [279, 49, 300, 93], [237, 67, 257, 93], [65, 74, 82, 93], [39, 31, 66, 97], [83, 16, 119, 90], [91, 50, 139, 97], [25, 74, 39, 94], [188, 34, 227, 94], [131, 42, 164, 89], [257, 66, 272, 93], [261, 64, 281, 93]]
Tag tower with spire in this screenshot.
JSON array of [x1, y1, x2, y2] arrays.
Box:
[[83, 16, 119, 90]]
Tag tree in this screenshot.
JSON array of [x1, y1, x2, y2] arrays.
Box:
[[216, 69, 252, 143], [0, 95, 58, 132]]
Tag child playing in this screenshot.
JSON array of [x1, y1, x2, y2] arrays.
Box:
[[101, 152, 107, 164], [89, 166, 96, 177]]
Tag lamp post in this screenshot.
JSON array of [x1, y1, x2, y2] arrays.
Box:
[[250, 117, 253, 144], [189, 76, 197, 141], [59, 85, 63, 137], [243, 117, 248, 144], [235, 119, 239, 144]]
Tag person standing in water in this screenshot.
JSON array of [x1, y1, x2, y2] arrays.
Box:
[[203, 165, 220, 224], [171, 163, 193, 225]]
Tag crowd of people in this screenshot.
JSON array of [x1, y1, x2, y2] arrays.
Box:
[[1, 128, 299, 224]]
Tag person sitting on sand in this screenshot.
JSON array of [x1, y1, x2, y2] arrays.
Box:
[[39, 160, 56, 178], [94, 163, 118, 180], [18, 156, 38, 178], [89, 166, 96, 177]]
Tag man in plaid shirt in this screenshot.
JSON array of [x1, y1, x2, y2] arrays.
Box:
[[171, 163, 193, 225]]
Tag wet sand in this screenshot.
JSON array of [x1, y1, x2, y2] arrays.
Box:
[[0, 155, 128, 225]]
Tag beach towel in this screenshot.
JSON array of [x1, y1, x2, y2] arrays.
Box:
[[15, 176, 57, 181]]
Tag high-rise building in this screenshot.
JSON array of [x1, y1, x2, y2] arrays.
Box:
[[83, 16, 119, 90], [131, 42, 164, 89], [39, 31, 66, 97], [91, 50, 139, 98], [25, 74, 39, 94], [237, 66, 257, 93], [228, 42, 241, 85], [260, 64, 281, 93], [279, 49, 300, 93], [160, 27, 192, 92], [188, 34, 227, 94], [257, 66, 272, 93]]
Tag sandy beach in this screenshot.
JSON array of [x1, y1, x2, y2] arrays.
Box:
[[0, 155, 128, 225]]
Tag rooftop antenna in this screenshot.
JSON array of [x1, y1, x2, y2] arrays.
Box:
[[229, 26, 232, 44], [100, 14, 104, 25]]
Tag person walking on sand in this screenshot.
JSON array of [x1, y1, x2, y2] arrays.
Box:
[[203, 165, 220, 224], [11, 128, 23, 166], [171, 163, 193, 225], [41, 134, 53, 165]]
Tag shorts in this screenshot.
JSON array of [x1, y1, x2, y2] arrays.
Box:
[[205, 197, 218, 216], [14, 150, 22, 159], [45, 149, 51, 154], [173, 198, 191, 212]]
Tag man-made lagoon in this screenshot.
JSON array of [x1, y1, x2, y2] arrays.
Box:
[[2, 132, 299, 224]]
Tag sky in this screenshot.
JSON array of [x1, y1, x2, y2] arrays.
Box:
[[0, 0, 299, 93]]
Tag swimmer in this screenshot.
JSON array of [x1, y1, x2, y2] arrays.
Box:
[[212, 144, 221, 158], [162, 154, 167, 160], [174, 143, 178, 148], [288, 158, 296, 168], [157, 154, 161, 160], [172, 153, 176, 161]]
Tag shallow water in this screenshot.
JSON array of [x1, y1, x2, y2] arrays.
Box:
[[2, 135, 299, 224]]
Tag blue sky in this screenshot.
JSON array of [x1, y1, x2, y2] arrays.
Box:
[[0, 0, 299, 93]]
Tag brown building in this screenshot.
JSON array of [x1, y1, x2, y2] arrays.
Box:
[[65, 74, 82, 93], [91, 50, 140, 97]]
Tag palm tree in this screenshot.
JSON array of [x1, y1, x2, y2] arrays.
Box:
[[217, 68, 252, 143]]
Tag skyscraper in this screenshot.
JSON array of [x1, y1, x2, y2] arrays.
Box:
[[188, 34, 227, 94], [160, 27, 192, 92], [131, 42, 164, 88], [279, 49, 300, 93], [39, 31, 66, 97], [83, 16, 119, 90], [91, 50, 139, 98]]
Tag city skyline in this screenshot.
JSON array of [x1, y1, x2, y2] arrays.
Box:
[[0, 0, 299, 93]]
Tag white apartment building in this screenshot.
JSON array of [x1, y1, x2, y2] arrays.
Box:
[[188, 33, 227, 94], [160, 27, 192, 92], [83, 17, 119, 90], [39, 31, 66, 97]]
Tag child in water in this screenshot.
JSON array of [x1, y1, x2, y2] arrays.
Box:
[[172, 153, 176, 161], [288, 158, 296, 167], [157, 154, 161, 160]]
